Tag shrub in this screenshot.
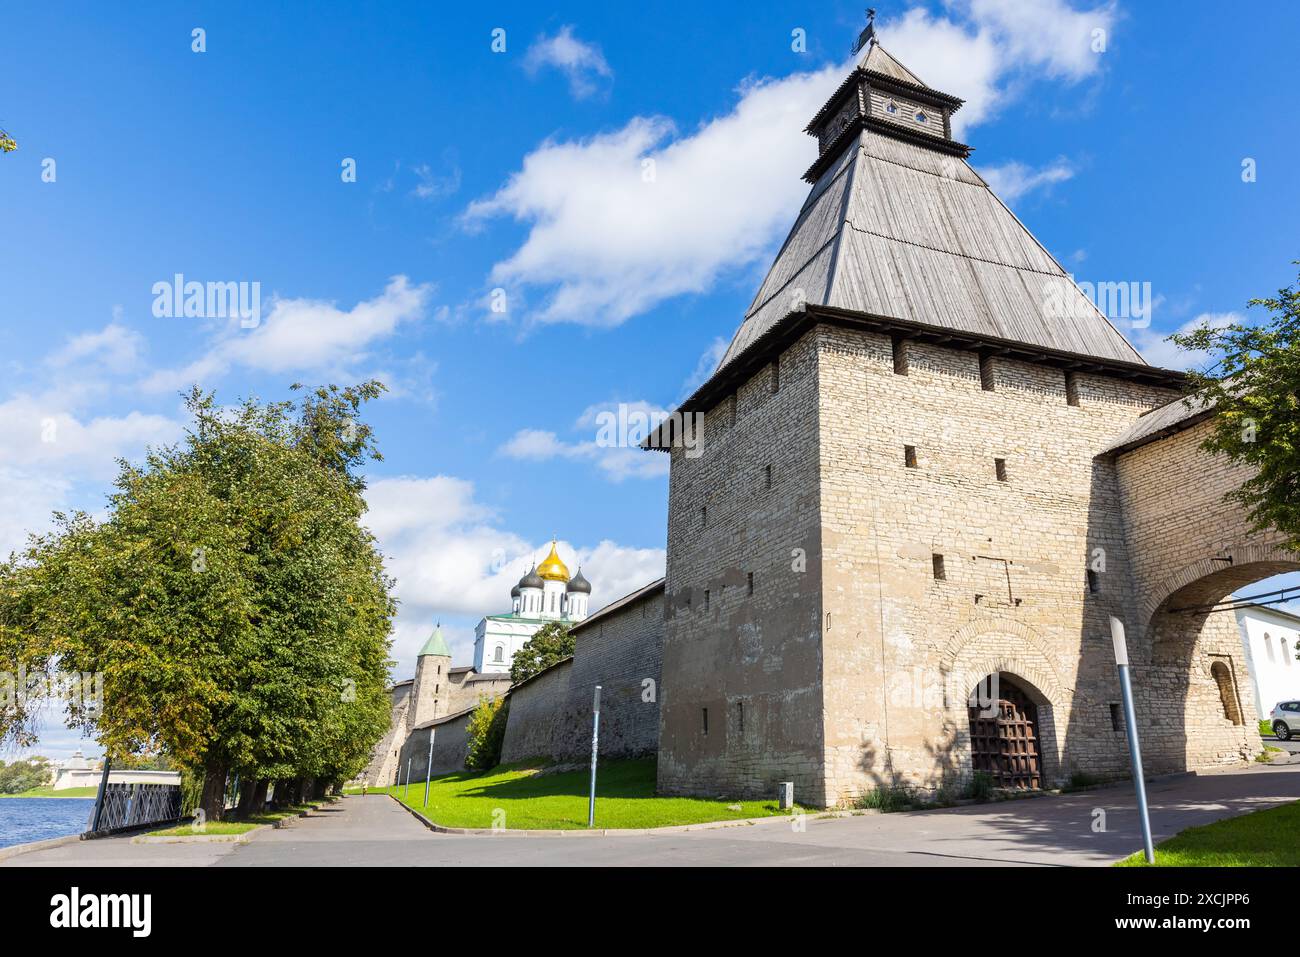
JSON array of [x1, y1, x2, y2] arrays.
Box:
[[465, 696, 509, 771], [854, 786, 915, 813], [964, 771, 995, 801]]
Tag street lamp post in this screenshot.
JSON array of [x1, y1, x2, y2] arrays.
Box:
[[587, 685, 601, 828], [1110, 615, 1155, 864]]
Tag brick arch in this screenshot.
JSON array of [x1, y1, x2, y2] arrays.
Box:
[[939, 619, 1070, 786], [1142, 540, 1299, 624], [940, 617, 1067, 704]]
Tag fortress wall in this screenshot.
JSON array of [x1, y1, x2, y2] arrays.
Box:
[[551, 587, 665, 762], [499, 658, 573, 765]]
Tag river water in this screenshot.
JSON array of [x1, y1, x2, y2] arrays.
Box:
[[0, 797, 95, 848]]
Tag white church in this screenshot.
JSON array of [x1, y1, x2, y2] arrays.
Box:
[[472, 541, 592, 673]]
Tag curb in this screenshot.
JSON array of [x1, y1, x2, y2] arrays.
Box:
[[0, 833, 83, 863], [387, 793, 812, 837]]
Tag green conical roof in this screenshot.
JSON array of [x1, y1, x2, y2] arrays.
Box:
[[419, 624, 450, 657]]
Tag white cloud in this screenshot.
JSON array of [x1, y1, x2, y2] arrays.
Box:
[[978, 157, 1075, 202], [363, 474, 665, 675], [523, 25, 613, 100], [1134, 312, 1240, 371], [498, 400, 671, 481], [466, 69, 840, 328], [469, 1, 1114, 330], [142, 275, 434, 392], [46, 320, 144, 374]]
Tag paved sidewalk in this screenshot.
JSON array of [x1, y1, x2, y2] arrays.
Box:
[[5, 764, 1298, 867]]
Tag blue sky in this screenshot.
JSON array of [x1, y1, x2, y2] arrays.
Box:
[[2, 1, 1298, 757]]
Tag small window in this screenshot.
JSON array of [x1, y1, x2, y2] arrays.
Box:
[[494, 646, 504, 663], [1065, 371, 1080, 407], [891, 335, 909, 375], [1109, 703, 1123, 732], [915, 111, 928, 124], [747, 572, 754, 596], [764, 464, 773, 489], [700, 505, 708, 528], [702, 708, 709, 735], [885, 100, 898, 115], [736, 701, 744, 735], [1284, 636, 1293, 667], [1266, 633, 1276, 663], [979, 354, 995, 391], [904, 445, 918, 469], [932, 554, 946, 581], [1086, 569, 1100, 594], [703, 589, 710, 612], [994, 458, 1008, 482], [771, 357, 781, 394]]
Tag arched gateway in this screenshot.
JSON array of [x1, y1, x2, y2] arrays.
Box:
[[968, 674, 1043, 790]]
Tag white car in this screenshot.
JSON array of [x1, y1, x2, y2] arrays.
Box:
[[1270, 701, 1300, 741]]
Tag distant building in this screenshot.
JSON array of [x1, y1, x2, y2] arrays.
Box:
[[1236, 604, 1300, 718], [473, 541, 592, 674]]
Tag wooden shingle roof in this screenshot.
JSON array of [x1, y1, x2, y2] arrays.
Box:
[[719, 127, 1146, 371]]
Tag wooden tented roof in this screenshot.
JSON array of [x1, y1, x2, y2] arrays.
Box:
[[719, 126, 1147, 371]]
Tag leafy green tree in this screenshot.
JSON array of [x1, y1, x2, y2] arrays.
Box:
[[1172, 266, 1300, 551], [0, 383, 395, 819], [0, 756, 50, 794], [464, 696, 508, 770], [509, 621, 574, 684], [0, 128, 16, 153]]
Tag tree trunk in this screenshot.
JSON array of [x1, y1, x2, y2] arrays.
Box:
[[199, 761, 229, 822], [236, 778, 268, 817]]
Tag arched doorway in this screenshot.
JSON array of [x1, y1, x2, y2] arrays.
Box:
[[967, 673, 1042, 790]]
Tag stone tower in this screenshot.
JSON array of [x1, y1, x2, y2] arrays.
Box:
[[647, 32, 1267, 807], [409, 624, 452, 731]]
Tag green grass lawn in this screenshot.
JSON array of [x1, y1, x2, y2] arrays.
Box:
[[1117, 800, 1300, 866], [2, 786, 99, 798], [145, 803, 319, 837], [376, 758, 798, 830]]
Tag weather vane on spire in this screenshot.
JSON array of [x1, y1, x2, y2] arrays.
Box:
[[852, 8, 878, 54]]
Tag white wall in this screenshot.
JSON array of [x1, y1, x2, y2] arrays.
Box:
[[1237, 606, 1300, 719]]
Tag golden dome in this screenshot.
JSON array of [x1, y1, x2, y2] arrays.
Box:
[[536, 541, 570, 582]]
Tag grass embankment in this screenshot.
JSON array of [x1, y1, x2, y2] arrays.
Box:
[[3, 786, 99, 798], [1117, 800, 1300, 866], [146, 802, 324, 837], [376, 758, 798, 830]]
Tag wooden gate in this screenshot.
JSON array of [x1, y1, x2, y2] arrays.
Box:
[[968, 676, 1041, 790]]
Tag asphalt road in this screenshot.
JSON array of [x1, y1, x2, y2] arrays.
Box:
[[6, 762, 1299, 867]]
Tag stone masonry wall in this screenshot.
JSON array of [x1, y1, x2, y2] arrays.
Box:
[[552, 588, 665, 761], [658, 328, 827, 804], [815, 325, 1182, 803], [499, 659, 573, 765], [399, 708, 474, 782]]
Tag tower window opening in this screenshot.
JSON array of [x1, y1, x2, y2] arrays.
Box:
[[747, 572, 754, 596], [994, 457, 1008, 482], [771, 357, 781, 394], [892, 336, 909, 375], [979, 353, 995, 391], [700, 505, 708, 528], [703, 589, 710, 612], [904, 445, 918, 469], [1086, 569, 1100, 594], [702, 708, 709, 735], [736, 701, 744, 735], [932, 554, 946, 581], [764, 464, 773, 489], [1109, 703, 1123, 732]]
